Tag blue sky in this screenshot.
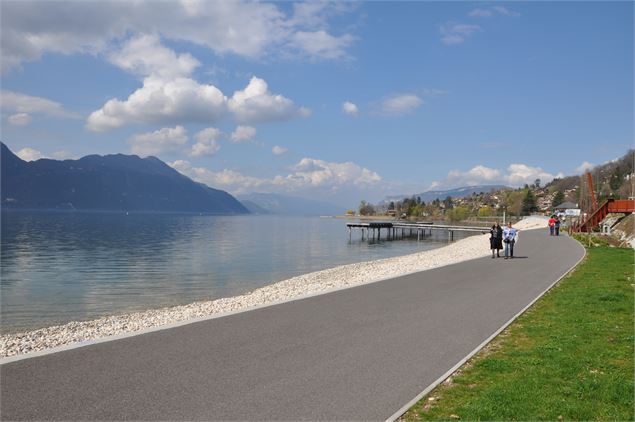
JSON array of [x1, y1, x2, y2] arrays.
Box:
[[1, 1, 632, 206]]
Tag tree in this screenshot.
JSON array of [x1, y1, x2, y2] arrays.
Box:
[[551, 191, 565, 208], [609, 168, 622, 192], [358, 200, 375, 216], [388, 201, 395, 211], [521, 189, 538, 214], [443, 196, 453, 210], [534, 178, 541, 189], [447, 206, 469, 222], [478, 206, 495, 217]]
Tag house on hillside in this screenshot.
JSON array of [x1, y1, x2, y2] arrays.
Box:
[[553, 201, 580, 218]]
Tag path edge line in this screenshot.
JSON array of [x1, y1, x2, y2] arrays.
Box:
[[385, 235, 587, 422]]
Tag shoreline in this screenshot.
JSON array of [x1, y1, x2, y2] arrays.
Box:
[[0, 217, 548, 359]]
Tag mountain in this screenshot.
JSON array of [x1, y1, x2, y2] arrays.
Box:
[[238, 193, 342, 216], [384, 185, 510, 204], [1, 142, 248, 214], [240, 199, 271, 215]]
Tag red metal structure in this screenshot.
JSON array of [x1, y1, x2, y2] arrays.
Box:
[[586, 172, 598, 211], [572, 198, 635, 232]]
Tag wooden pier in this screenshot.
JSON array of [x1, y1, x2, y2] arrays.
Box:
[[346, 221, 488, 242]]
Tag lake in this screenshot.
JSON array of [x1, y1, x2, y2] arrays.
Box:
[[1, 212, 473, 333]]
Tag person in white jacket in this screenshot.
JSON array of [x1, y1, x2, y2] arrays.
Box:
[[502, 222, 519, 259]]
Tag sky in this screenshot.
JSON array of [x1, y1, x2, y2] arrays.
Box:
[[1, 1, 633, 206]]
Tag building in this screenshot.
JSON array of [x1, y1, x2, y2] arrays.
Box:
[[553, 201, 580, 218]]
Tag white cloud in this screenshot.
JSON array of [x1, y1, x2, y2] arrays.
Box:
[[575, 161, 594, 174], [88, 43, 307, 131], [16, 147, 44, 161], [7, 113, 31, 125], [129, 125, 188, 156], [86, 76, 228, 131], [272, 145, 288, 155], [380, 94, 423, 115], [230, 125, 256, 143], [107, 33, 199, 79], [1, 90, 77, 118], [170, 160, 268, 194], [275, 158, 382, 189], [430, 163, 564, 189], [342, 101, 359, 116], [170, 156, 382, 195], [492, 6, 521, 17], [228, 76, 310, 124], [469, 6, 520, 19], [1, 1, 357, 73], [289, 30, 355, 60], [440, 22, 481, 45], [469, 8, 493, 18], [505, 164, 563, 186], [190, 127, 221, 157]]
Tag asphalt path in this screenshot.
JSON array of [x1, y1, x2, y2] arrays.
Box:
[[1, 229, 584, 421]]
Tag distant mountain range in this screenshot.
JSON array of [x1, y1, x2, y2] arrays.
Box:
[[1, 142, 248, 214], [238, 193, 342, 216], [384, 185, 510, 203]]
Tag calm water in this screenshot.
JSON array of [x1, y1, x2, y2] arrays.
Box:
[[1, 212, 472, 333]]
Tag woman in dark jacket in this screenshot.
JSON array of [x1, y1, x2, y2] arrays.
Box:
[[490, 222, 503, 258]]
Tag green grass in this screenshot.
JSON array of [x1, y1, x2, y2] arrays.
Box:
[[402, 244, 634, 421]]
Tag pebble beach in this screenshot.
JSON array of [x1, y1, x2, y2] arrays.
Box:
[[0, 217, 548, 358]]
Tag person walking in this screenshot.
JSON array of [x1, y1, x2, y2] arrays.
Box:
[[554, 216, 561, 236], [548, 215, 556, 236], [489, 222, 503, 258], [503, 222, 519, 259]]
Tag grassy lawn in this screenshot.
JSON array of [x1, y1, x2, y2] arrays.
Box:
[[401, 241, 634, 421]]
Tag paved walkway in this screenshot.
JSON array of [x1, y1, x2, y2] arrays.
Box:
[[1, 230, 584, 421]]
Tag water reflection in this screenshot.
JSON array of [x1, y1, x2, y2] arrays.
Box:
[[1, 211, 470, 332]]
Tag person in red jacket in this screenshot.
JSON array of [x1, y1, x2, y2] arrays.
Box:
[[548, 215, 556, 235]]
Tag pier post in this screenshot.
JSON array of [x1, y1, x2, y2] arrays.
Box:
[[349, 227, 352, 241], [417, 229, 420, 242]]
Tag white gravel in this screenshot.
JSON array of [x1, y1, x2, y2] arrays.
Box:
[[0, 218, 546, 358]]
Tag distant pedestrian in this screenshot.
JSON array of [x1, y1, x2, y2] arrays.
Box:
[[503, 222, 519, 259], [548, 215, 556, 235], [554, 217, 561, 236], [489, 222, 503, 258]]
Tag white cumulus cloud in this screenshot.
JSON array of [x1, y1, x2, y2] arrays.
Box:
[[575, 161, 594, 174], [129, 125, 188, 156], [16, 147, 44, 161], [430, 163, 563, 189], [289, 30, 356, 60], [86, 38, 308, 131], [380, 94, 423, 115], [1, 1, 357, 73], [469, 8, 493, 18], [342, 101, 359, 116], [106, 33, 200, 79], [228, 77, 310, 124], [170, 156, 382, 196], [272, 145, 288, 155], [86, 76, 227, 132], [230, 125, 257, 143], [190, 127, 221, 157], [1, 90, 77, 118], [7, 113, 31, 125], [440, 22, 481, 45]]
